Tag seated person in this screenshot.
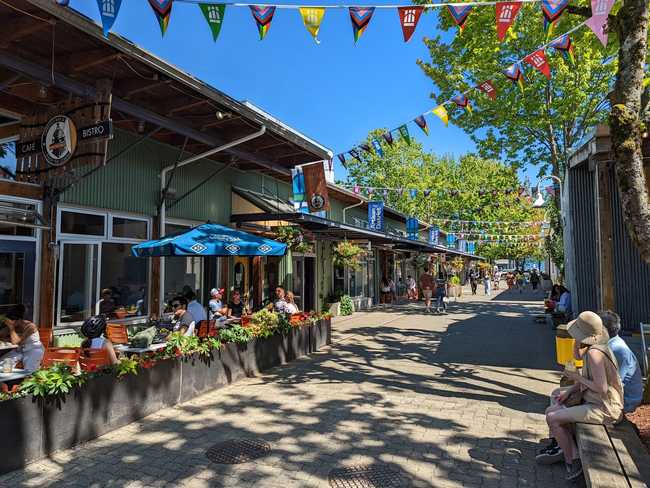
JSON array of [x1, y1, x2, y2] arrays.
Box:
[[285, 291, 299, 314], [538, 311, 623, 481], [0, 304, 44, 372], [96, 288, 116, 316], [185, 290, 207, 322], [208, 288, 227, 320], [80, 315, 118, 365], [170, 296, 196, 336], [600, 310, 643, 413], [273, 287, 288, 313], [227, 290, 245, 318]]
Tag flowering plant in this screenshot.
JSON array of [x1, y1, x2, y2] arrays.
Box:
[[332, 241, 365, 270]]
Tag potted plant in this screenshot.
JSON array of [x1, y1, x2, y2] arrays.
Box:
[[448, 275, 462, 299], [332, 241, 365, 270], [340, 295, 354, 316]]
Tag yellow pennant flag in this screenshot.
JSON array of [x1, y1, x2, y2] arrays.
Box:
[[432, 105, 449, 127], [299, 7, 325, 44]]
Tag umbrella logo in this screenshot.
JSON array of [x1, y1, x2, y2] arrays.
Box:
[[208, 234, 241, 242], [258, 244, 272, 254], [190, 243, 207, 254], [225, 244, 241, 254]]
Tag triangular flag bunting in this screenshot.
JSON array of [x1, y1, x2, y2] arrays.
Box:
[[382, 132, 394, 145], [452, 94, 472, 113], [96, 0, 122, 37], [524, 49, 551, 80], [447, 5, 472, 31], [414, 115, 429, 135], [478, 80, 497, 100], [349, 149, 362, 162], [586, 0, 615, 47], [371, 139, 384, 157], [199, 3, 226, 42], [337, 153, 347, 167], [250, 5, 276, 40], [542, 0, 568, 33], [299, 7, 325, 44], [549, 34, 575, 64], [360, 143, 372, 153], [398, 124, 410, 143], [349, 7, 375, 43], [432, 105, 449, 126], [503, 63, 525, 93], [148, 0, 173, 37], [398, 6, 424, 43], [495, 2, 521, 42]]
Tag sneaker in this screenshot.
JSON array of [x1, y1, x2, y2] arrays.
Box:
[[565, 459, 583, 481], [535, 439, 563, 465]]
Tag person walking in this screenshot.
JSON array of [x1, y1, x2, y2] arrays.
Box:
[[407, 275, 417, 301], [483, 271, 491, 296], [530, 269, 540, 291], [435, 273, 448, 314], [469, 269, 478, 295], [419, 267, 435, 313]]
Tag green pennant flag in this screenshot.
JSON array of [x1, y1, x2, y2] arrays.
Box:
[[398, 124, 410, 144], [199, 4, 226, 41]]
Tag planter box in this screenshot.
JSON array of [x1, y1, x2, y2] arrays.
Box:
[[0, 319, 332, 475]]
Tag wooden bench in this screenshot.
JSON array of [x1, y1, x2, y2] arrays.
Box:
[[576, 420, 650, 487]]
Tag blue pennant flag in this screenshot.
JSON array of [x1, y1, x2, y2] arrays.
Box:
[[96, 0, 123, 37], [371, 139, 383, 157], [368, 201, 385, 231]]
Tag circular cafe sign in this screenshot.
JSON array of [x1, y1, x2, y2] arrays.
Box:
[[310, 193, 326, 210], [41, 115, 77, 167]]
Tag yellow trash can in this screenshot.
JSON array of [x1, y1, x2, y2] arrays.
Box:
[[556, 324, 583, 367]]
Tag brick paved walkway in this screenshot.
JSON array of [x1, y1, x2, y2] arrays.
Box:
[[0, 287, 567, 488]]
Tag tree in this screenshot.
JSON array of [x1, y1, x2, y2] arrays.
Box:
[[343, 132, 546, 261]]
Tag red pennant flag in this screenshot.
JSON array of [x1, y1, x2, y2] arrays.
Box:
[[495, 2, 522, 41], [397, 6, 424, 43], [478, 80, 497, 100], [524, 49, 551, 80]]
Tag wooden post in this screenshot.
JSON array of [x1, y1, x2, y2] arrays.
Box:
[[597, 161, 615, 311], [38, 191, 55, 329], [149, 218, 161, 318], [252, 256, 263, 309]]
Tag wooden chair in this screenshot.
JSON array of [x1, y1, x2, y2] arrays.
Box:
[[196, 320, 217, 338], [41, 347, 81, 368], [79, 348, 111, 372], [105, 324, 129, 345], [38, 328, 53, 348]]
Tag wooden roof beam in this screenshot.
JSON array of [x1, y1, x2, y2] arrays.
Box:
[[71, 52, 122, 72], [0, 16, 54, 49], [166, 99, 210, 116]]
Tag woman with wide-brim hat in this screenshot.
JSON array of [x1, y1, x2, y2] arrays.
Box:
[[541, 311, 624, 481]]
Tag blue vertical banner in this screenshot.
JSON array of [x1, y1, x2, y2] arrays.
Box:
[[406, 217, 419, 240], [367, 201, 385, 231], [467, 241, 476, 254], [446, 233, 457, 247], [428, 225, 439, 244], [291, 168, 305, 202]]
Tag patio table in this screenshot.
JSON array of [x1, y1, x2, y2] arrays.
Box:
[[114, 343, 167, 355], [0, 344, 17, 353], [0, 368, 30, 383]]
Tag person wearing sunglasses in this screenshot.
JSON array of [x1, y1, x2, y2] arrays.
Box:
[[170, 296, 196, 336]]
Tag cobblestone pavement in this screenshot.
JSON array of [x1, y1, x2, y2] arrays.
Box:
[[0, 287, 568, 488]]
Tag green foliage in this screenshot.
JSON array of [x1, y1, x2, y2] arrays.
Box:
[[115, 357, 139, 378], [449, 275, 461, 286], [275, 226, 313, 253], [277, 314, 292, 335], [340, 295, 354, 316], [416, 4, 617, 174], [219, 325, 254, 345], [249, 309, 280, 339], [332, 241, 366, 270], [20, 364, 86, 399]]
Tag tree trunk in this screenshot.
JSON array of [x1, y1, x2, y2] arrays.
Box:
[[610, 0, 650, 264]]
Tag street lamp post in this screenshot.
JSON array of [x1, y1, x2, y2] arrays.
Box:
[[533, 175, 564, 215]]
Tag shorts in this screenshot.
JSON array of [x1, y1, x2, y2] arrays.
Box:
[[549, 387, 618, 425], [423, 290, 432, 299]]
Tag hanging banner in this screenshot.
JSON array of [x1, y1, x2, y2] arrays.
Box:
[[382, 131, 394, 146], [349, 149, 362, 162], [291, 167, 305, 202], [467, 241, 476, 254], [250, 5, 276, 40], [96, 0, 122, 37], [360, 143, 372, 153], [148, 0, 173, 36], [337, 153, 347, 167], [199, 3, 226, 41], [524, 49, 551, 79], [452, 94, 472, 113], [368, 201, 385, 231], [299, 7, 325, 43], [446, 233, 457, 247], [542, 0, 568, 33], [432, 105, 449, 126], [495, 2, 522, 42], [398, 124, 410, 143], [586, 0, 615, 46], [407, 217, 419, 240], [409, 189, 418, 199], [549, 34, 575, 64], [503, 63, 525, 93], [349, 7, 375, 43], [397, 6, 424, 43], [371, 139, 384, 157], [414, 115, 429, 135], [353, 184, 361, 194], [447, 5, 472, 31], [429, 226, 440, 245], [478, 80, 497, 100], [302, 161, 330, 212]]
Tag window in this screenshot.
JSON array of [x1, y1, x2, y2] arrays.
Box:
[[100, 243, 148, 315], [0, 201, 37, 237], [162, 222, 203, 309], [112, 217, 148, 240], [60, 211, 105, 236], [59, 243, 98, 323]]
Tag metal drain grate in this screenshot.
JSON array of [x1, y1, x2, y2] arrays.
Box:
[[328, 464, 406, 487], [205, 438, 271, 464]]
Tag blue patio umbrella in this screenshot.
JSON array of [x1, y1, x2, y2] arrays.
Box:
[[131, 223, 287, 257]]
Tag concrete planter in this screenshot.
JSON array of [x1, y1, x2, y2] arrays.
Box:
[[0, 319, 332, 475]]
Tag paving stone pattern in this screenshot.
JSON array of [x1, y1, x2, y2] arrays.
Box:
[[0, 288, 568, 487]]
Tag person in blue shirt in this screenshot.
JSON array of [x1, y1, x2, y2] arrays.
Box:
[[599, 310, 643, 413]]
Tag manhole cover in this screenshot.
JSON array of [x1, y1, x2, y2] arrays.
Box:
[[328, 464, 405, 487], [205, 438, 271, 464]]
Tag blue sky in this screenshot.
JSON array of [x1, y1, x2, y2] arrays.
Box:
[[66, 0, 477, 181]]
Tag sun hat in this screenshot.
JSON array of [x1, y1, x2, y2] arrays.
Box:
[[567, 311, 610, 346], [210, 288, 224, 296]]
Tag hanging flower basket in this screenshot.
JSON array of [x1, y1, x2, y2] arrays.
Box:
[[332, 241, 366, 270], [275, 226, 313, 253]]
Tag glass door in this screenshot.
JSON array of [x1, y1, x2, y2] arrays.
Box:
[[58, 243, 99, 324], [0, 240, 36, 320]]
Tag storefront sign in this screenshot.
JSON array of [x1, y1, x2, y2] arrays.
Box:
[[367, 201, 384, 231], [302, 161, 330, 212]]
